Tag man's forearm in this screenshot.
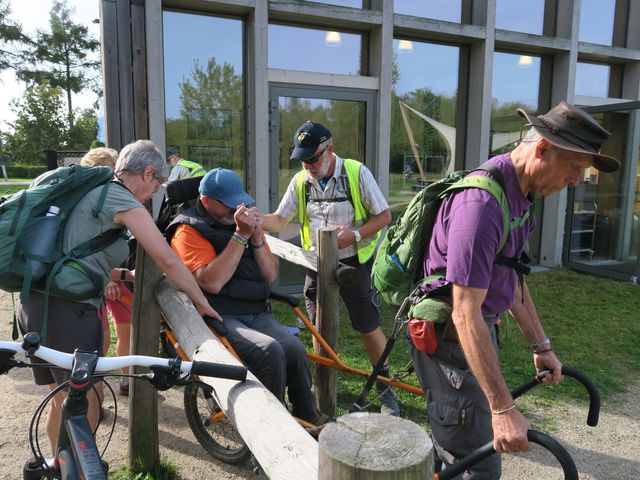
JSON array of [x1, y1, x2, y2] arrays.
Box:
[[262, 213, 288, 232], [453, 285, 513, 411], [509, 281, 548, 345], [357, 209, 391, 238]]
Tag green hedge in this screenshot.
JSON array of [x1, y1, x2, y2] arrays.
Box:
[[7, 165, 48, 178]]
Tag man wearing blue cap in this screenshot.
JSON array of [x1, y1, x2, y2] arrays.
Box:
[[263, 121, 399, 416], [166, 168, 325, 425]]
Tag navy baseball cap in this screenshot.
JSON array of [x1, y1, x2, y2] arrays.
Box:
[[290, 121, 332, 161], [199, 168, 255, 208]]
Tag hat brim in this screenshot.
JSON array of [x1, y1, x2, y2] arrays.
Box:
[[290, 146, 318, 161], [516, 108, 620, 173], [218, 191, 256, 209]]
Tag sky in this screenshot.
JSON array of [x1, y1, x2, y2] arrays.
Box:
[[0, 0, 100, 132]]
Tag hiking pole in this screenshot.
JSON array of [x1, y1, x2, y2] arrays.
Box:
[[349, 293, 415, 413]]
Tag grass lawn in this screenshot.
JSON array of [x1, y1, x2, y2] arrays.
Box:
[[274, 268, 640, 429]]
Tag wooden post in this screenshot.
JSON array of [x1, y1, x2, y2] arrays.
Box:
[[314, 227, 340, 416], [318, 413, 434, 479], [128, 246, 163, 472], [156, 279, 319, 479]]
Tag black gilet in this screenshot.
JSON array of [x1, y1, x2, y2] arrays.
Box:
[[166, 202, 270, 315]]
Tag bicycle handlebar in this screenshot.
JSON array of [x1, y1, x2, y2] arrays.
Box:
[[511, 366, 600, 426], [0, 339, 247, 382], [437, 430, 578, 480]]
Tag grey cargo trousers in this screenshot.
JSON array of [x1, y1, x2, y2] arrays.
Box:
[[409, 322, 501, 479]]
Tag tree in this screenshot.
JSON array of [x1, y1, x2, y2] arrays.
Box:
[[18, 0, 99, 126], [175, 57, 244, 169], [0, 0, 29, 72], [4, 81, 67, 164]]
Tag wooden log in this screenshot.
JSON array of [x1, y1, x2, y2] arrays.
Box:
[[128, 246, 162, 471], [156, 279, 318, 479], [264, 234, 359, 287], [265, 233, 318, 271], [314, 228, 340, 416], [318, 413, 434, 479]]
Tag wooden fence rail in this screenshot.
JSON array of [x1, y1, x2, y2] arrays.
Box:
[[155, 279, 318, 479]]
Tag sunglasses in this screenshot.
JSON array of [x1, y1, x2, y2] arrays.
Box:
[[302, 146, 328, 165]]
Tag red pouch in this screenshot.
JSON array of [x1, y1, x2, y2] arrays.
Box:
[[409, 318, 438, 355]]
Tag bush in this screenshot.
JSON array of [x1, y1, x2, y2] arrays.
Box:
[[7, 164, 48, 178]]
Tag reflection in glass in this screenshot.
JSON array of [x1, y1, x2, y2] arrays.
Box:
[[275, 96, 366, 286], [394, 0, 461, 23], [268, 25, 361, 75], [575, 62, 610, 98], [163, 12, 245, 178], [496, 0, 544, 35], [567, 111, 630, 277], [390, 40, 459, 217], [579, 0, 615, 46], [305, 0, 363, 7], [490, 52, 541, 156]]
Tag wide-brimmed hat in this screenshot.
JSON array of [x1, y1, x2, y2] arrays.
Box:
[[290, 121, 332, 161], [516, 101, 620, 172], [199, 168, 255, 208]]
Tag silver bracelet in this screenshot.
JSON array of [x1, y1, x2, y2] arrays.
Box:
[[231, 232, 249, 248], [531, 337, 552, 353]]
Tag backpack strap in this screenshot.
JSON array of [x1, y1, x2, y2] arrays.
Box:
[[39, 227, 125, 345], [92, 182, 111, 217]]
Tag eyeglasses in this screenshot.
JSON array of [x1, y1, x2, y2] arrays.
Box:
[[151, 171, 165, 193], [302, 146, 328, 165]]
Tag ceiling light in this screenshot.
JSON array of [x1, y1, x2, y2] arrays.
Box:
[[325, 31, 342, 47]]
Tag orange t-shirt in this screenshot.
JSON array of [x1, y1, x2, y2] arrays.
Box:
[[170, 224, 271, 272], [170, 224, 217, 272]]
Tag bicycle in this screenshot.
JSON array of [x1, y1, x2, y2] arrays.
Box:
[[0, 331, 247, 480]]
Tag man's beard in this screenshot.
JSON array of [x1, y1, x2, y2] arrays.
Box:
[[218, 213, 236, 226], [308, 159, 332, 180]]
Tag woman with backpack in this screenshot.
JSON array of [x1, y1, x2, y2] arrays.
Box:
[[18, 140, 221, 456]]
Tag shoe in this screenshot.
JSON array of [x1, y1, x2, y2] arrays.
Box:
[[377, 383, 400, 416], [117, 381, 129, 396]]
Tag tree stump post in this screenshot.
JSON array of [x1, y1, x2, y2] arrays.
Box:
[[314, 227, 340, 416], [318, 412, 434, 479]]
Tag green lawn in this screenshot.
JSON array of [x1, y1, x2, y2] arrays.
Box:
[[274, 269, 640, 428]]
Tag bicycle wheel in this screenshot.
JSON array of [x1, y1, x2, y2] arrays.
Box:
[[183, 381, 251, 464]]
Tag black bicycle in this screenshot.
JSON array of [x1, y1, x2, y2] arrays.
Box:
[[0, 332, 247, 480]]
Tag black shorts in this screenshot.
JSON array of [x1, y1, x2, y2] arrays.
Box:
[[18, 291, 103, 386], [304, 255, 381, 334]]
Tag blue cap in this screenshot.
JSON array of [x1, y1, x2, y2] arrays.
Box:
[[198, 168, 255, 208], [290, 121, 332, 161]]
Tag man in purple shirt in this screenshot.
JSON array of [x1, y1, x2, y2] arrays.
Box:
[[410, 102, 620, 478]]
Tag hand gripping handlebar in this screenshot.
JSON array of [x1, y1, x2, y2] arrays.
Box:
[[437, 366, 600, 480]]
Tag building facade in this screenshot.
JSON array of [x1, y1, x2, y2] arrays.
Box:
[[101, 0, 640, 287]]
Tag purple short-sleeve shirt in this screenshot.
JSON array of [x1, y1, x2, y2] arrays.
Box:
[[424, 153, 535, 318]]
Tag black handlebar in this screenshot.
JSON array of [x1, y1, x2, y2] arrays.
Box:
[[437, 366, 599, 479], [191, 361, 247, 382], [510, 366, 600, 426], [437, 430, 578, 480]]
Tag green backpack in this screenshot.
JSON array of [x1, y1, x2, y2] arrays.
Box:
[[0, 164, 124, 340], [372, 165, 515, 306]]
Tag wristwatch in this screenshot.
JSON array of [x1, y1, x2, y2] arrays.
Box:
[[354, 230, 362, 242]]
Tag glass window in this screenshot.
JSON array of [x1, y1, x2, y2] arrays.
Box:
[[575, 62, 611, 98], [490, 52, 541, 156], [163, 12, 245, 179], [565, 110, 630, 278], [268, 25, 362, 75], [394, 0, 461, 23], [389, 40, 460, 216], [579, 0, 615, 45], [496, 0, 544, 35], [305, 0, 363, 7]]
